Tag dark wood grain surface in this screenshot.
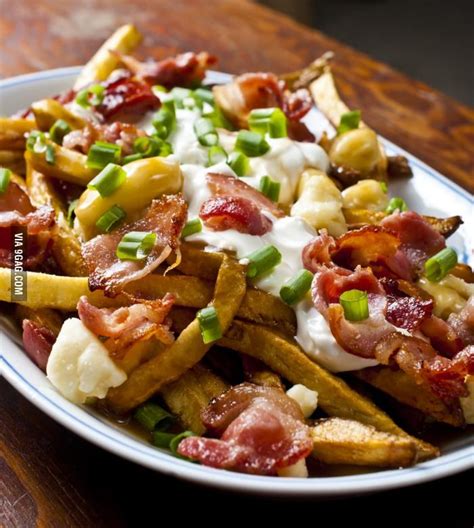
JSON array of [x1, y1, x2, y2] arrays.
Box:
[[0, 1, 472, 526]]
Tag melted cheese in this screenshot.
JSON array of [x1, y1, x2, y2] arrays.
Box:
[[286, 384, 318, 418], [417, 275, 474, 319], [341, 179, 389, 212]]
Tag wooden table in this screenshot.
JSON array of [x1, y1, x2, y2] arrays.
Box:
[[1, 1, 472, 525]]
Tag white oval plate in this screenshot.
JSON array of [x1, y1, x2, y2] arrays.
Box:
[[0, 67, 473, 497]]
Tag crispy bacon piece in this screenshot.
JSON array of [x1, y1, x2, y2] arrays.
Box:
[[178, 383, 312, 475], [283, 88, 313, 121], [77, 294, 174, 356], [386, 295, 433, 332], [447, 297, 474, 346], [200, 196, 272, 236], [22, 320, 56, 371], [420, 316, 464, 358], [0, 182, 55, 268], [93, 70, 160, 123], [118, 51, 216, 88], [82, 194, 187, 296], [380, 211, 445, 272], [302, 230, 337, 272]]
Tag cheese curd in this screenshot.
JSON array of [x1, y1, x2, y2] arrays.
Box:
[[286, 384, 318, 418], [46, 318, 127, 404], [341, 179, 389, 212], [417, 275, 474, 319], [277, 458, 309, 478]]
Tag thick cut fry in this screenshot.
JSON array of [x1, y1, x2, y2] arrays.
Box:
[[26, 144, 97, 186], [13, 305, 64, 336], [172, 244, 223, 280], [0, 118, 36, 150], [280, 52, 333, 91], [0, 150, 25, 174], [26, 169, 87, 276], [311, 418, 417, 467], [344, 208, 463, 238], [353, 367, 464, 427], [74, 24, 142, 90], [161, 364, 229, 434], [31, 99, 87, 131], [242, 355, 284, 390], [114, 339, 166, 375], [106, 257, 246, 413], [218, 320, 438, 460]]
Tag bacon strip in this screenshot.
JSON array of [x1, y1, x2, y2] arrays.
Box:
[[82, 194, 187, 296], [178, 383, 312, 475], [447, 297, 474, 347], [302, 229, 337, 272], [22, 320, 56, 371]]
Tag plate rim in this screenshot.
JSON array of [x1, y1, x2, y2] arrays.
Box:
[[1, 67, 473, 497]]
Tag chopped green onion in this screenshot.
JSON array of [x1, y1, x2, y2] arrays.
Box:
[[49, 119, 71, 145], [122, 153, 143, 164], [171, 87, 192, 108], [259, 175, 280, 202], [386, 197, 408, 214], [245, 245, 282, 278], [116, 231, 156, 261], [424, 247, 458, 282], [133, 136, 162, 157], [45, 144, 56, 165], [153, 85, 168, 93], [207, 145, 227, 166], [280, 270, 313, 305], [134, 402, 174, 432], [26, 131, 47, 153], [193, 87, 214, 105], [0, 168, 11, 194], [67, 199, 79, 226], [204, 105, 235, 130], [87, 163, 126, 197], [75, 84, 105, 108], [340, 289, 369, 321], [86, 141, 122, 170], [380, 181, 388, 193], [170, 431, 196, 456], [152, 103, 176, 139], [194, 117, 218, 146], [227, 151, 249, 176], [158, 141, 173, 157], [337, 110, 361, 135], [152, 431, 176, 448], [197, 306, 222, 344], [235, 130, 270, 157], [181, 218, 202, 238], [95, 204, 126, 233], [248, 107, 287, 138]]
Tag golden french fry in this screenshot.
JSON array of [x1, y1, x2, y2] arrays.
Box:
[[242, 355, 284, 390], [173, 244, 223, 280], [13, 305, 64, 336], [106, 256, 246, 413], [311, 418, 418, 467], [114, 339, 166, 375], [31, 99, 87, 131], [218, 320, 438, 460], [26, 168, 88, 276], [0, 150, 25, 174], [74, 24, 142, 90], [161, 364, 229, 434], [280, 52, 333, 91], [0, 118, 36, 150], [26, 143, 96, 186], [353, 367, 464, 427]]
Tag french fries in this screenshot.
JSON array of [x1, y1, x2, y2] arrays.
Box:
[[0, 150, 25, 174], [13, 305, 64, 336], [106, 256, 246, 413], [0, 118, 36, 150], [280, 52, 333, 91], [31, 99, 87, 131], [74, 24, 142, 90], [311, 418, 418, 467]]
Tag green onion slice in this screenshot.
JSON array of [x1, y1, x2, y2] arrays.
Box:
[[197, 306, 222, 344], [67, 199, 79, 226], [194, 117, 218, 146], [182, 218, 202, 238], [45, 144, 56, 165], [122, 153, 143, 164], [159, 141, 173, 157], [87, 163, 126, 197], [207, 145, 227, 166], [380, 181, 388, 193], [86, 141, 122, 170], [386, 197, 408, 214], [49, 119, 71, 145], [193, 88, 214, 105], [133, 136, 162, 157], [424, 247, 458, 282], [95, 205, 126, 233], [235, 130, 270, 157], [245, 245, 282, 278], [152, 103, 176, 139], [280, 269, 313, 305], [134, 402, 174, 432], [171, 87, 192, 108], [26, 131, 47, 153], [339, 289, 369, 321], [152, 431, 175, 448], [170, 431, 196, 456], [248, 107, 287, 138], [116, 231, 157, 261], [227, 151, 249, 176], [75, 84, 105, 108], [153, 85, 168, 93], [0, 168, 11, 194], [337, 110, 361, 134], [259, 175, 280, 202]]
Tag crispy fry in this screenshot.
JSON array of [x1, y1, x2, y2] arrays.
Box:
[[161, 364, 229, 434], [26, 168, 87, 276], [218, 320, 438, 460], [353, 367, 464, 427], [172, 244, 223, 280], [74, 24, 142, 90], [106, 256, 246, 413], [311, 418, 418, 467], [0, 150, 25, 174], [0, 118, 36, 150], [280, 52, 333, 91], [31, 99, 87, 131], [242, 355, 284, 390], [114, 339, 166, 375], [26, 143, 96, 186], [13, 305, 64, 336], [344, 208, 463, 238]]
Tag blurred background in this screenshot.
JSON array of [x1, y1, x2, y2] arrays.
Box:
[[257, 0, 473, 106]]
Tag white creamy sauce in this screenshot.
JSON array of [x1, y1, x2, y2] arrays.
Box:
[[136, 108, 374, 373]]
